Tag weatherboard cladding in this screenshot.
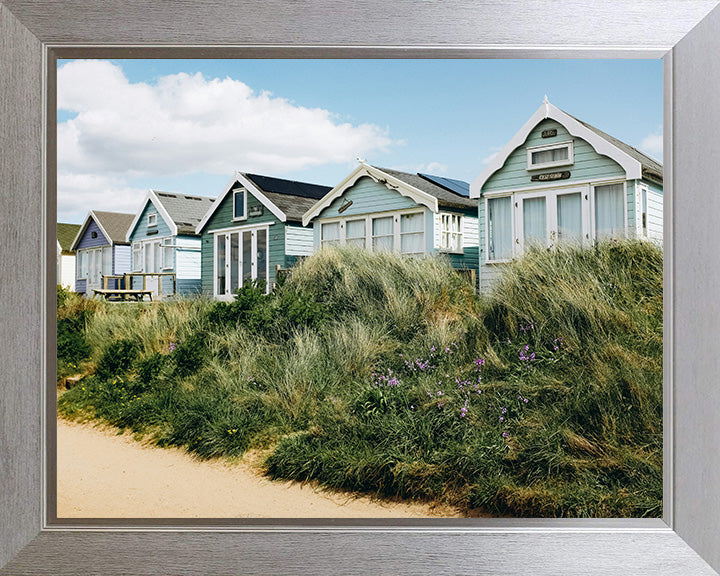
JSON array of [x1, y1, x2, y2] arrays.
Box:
[[76, 219, 110, 250], [200, 185, 285, 295], [482, 119, 626, 194], [569, 114, 663, 180], [130, 200, 173, 241], [316, 176, 418, 220]]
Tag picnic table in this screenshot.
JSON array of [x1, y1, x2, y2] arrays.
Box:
[[93, 289, 153, 302]]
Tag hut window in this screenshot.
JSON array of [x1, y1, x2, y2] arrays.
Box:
[[594, 183, 625, 239], [527, 141, 574, 170], [233, 188, 247, 221], [162, 238, 174, 270], [132, 243, 142, 272], [147, 213, 157, 227], [345, 219, 366, 247], [321, 222, 341, 247], [400, 212, 425, 256], [487, 196, 512, 261], [439, 213, 463, 253], [641, 187, 648, 237], [371, 216, 394, 252]]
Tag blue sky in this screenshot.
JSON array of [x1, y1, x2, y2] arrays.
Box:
[[57, 59, 662, 224]]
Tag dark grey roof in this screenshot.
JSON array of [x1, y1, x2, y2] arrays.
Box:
[[152, 191, 216, 235], [568, 113, 663, 181], [374, 167, 476, 209], [92, 211, 135, 245], [241, 173, 332, 222]]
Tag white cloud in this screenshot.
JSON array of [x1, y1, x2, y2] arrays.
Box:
[[57, 60, 395, 217], [640, 127, 663, 162], [422, 162, 447, 175], [57, 172, 146, 222]]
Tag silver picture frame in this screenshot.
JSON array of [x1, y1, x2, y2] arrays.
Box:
[[2, 1, 720, 574]]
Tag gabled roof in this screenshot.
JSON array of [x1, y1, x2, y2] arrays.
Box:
[[196, 171, 332, 233], [57, 223, 81, 253], [71, 210, 134, 250], [302, 163, 474, 226], [470, 99, 662, 198], [127, 190, 216, 240]]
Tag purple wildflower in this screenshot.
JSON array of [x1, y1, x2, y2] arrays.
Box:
[[502, 432, 509, 438]]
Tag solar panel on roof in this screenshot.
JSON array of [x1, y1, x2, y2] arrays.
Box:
[[417, 173, 470, 197], [245, 173, 331, 200]]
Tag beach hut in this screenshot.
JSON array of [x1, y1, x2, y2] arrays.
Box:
[[470, 98, 663, 289], [126, 190, 215, 298], [195, 172, 332, 298], [302, 162, 479, 282], [57, 223, 81, 290], [71, 211, 134, 295]]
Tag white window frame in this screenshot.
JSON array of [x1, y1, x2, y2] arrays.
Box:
[[132, 242, 142, 272], [316, 209, 426, 255], [162, 237, 174, 270], [147, 213, 157, 227], [438, 213, 464, 254], [320, 221, 341, 248], [639, 184, 649, 237], [76, 250, 88, 279], [526, 140, 574, 171], [232, 188, 248, 222], [213, 223, 271, 299], [484, 195, 514, 264], [590, 180, 628, 241]]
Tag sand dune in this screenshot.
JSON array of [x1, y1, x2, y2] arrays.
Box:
[[57, 419, 462, 519]]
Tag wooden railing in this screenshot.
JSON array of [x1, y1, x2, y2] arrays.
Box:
[[102, 273, 177, 296]]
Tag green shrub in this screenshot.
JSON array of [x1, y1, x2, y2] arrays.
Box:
[[95, 338, 140, 380], [171, 332, 207, 378]]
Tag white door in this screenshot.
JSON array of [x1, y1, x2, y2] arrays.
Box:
[[215, 228, 269, 297], [143, 241, 160, 297], [516, 187, 589, 252], [87, 248, 103, 290]]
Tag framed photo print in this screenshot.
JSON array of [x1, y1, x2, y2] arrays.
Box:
[[2, 1, 720, 574]]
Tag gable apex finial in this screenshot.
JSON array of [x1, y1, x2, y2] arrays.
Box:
[[543, 94, 550, 116]]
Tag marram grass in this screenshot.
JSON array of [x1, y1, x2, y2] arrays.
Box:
[[58, 241, 662, 517]]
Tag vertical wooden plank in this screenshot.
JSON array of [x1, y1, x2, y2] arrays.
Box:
[[0, 3, 43, 568]]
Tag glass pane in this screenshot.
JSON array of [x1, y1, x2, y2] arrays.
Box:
[[401, 233, 424, 254], [372, 216, 394, 251], [234, 191, 245, 219], [532, 146, 568, 165], [257, 229, 267, 286], [216, 234, 226, 295], [230, 232, 239, 293], [401, 213, 424, 254], [488, 197, 512, 260], [523, 196, 547, 247], [346, 219, 365, 247], [595, 184, 624, 239], [400, 212, 423, 233], [103, 246, 112, 274], [557, 193, 582, 243], [242, 231, 252, 285], [321, 222, 340, 245], [154, 243, 162, 274], [144, 243, 153, 273]]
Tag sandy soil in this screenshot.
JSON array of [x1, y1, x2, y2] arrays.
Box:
[[57, 418, 463, 518]]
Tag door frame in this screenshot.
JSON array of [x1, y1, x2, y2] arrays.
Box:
[[213, 223, 271, 298]]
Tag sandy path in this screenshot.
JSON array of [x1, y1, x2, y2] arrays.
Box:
[[57, 419, 462, 518]]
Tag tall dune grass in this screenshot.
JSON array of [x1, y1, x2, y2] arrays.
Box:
[[58, 241, 662, 517]]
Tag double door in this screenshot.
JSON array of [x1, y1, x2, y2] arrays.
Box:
[[142, 240, 162, 296], [515, 188, 590, 251], [86, 246, 111, 290], [215, 227, 268, 297]]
